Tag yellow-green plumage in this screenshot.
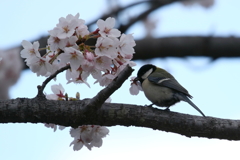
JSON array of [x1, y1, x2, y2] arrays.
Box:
[[136, 64, 205, 117]]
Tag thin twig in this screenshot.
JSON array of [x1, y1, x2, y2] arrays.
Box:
[[87, 1, 149, 27], [36, 64, 70, 98]]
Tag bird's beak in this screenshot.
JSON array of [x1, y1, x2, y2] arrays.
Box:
[[134, 77, 140, 82]]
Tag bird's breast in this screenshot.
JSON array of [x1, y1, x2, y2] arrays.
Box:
[[142, 79, 178, 107]]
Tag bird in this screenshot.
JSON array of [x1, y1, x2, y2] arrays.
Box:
[[134, 64, 205, 117]]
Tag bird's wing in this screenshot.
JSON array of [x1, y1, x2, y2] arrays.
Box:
[[148, 76, 192, 98]]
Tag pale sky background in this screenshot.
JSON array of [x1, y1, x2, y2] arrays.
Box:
[[1, 0, 240, 160]]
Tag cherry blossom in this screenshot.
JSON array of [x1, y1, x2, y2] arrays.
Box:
[[95, 56, 112, 71], [46, 83, 65, 100], [129, 76, 143, 95], [97, 17, 121, 37], [20, 40, 41, 59], [55, 18, 78, 39], [81, 51, 96, 71], [59, 47, 84, 70], [118, 34, 136, 57], [70, 138, 84, 151], [70, 125, 109, 151], [44, 124, 57, 132], [27, 56, 52, 76], [66, 69, 90, 87], [76, 24, 89, 38], [44, 124, 66, 132], [96, 73, 116, 87], [48, 29, 63, 52], [95, 37, 119, 58], [19, 13, 138, 151]]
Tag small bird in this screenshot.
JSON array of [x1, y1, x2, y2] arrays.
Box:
[[135, 64, 205, 117]]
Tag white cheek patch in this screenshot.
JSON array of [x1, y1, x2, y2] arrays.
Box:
[[141, 68, 153, 79], [158, 78, 170, 84]]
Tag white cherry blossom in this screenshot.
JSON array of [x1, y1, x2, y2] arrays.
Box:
[[95, 56, 112, 71], [70, 125, 109, 151], [118, 34, 136, 57], [19, 13, 138, 151], [95, 37, 119, 58], [46, 83, 65, 100], [27, 56, 52, 76], [129, 77, 142, 95], [76, 24, 89, 38], [20, 40, 41, 59], [97, 17, 121, 37], [96, 73, 116, 87], [59, 47, 84, 70]]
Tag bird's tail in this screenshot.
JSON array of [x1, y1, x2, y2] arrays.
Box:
[[178, 94, 206, 117]]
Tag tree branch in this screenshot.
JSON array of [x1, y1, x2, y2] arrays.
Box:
[[36, 64, 70, 97], [87, 65, 134, 111], [133, 36, 240, 60], [118, 1, 166, 33], [0, 97, 240, 140], [17, 36, 240, 70]]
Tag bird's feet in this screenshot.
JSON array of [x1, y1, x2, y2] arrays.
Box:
[[164, 107, 170, 112], [144, 103, 154, 108]]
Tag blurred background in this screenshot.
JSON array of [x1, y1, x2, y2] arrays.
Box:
[[1, 0, 240, 159]]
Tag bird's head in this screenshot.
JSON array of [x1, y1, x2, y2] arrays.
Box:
[[135, 64, 156, 83]]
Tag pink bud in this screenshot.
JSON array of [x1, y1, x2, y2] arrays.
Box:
[[85, 52, 94, 62]]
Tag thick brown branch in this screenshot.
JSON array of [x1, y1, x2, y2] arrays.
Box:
[[17, 36, 240, 70], [133, 36, 240, 60], [0, 98, 240, 140], [87, 65, 134, 112]]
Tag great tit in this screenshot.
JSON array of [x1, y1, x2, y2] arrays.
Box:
[[135, 64, 205, 117]]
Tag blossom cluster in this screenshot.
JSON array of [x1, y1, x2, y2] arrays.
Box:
[[70, 125, 109, 151], [20, 13, 136, 87], [129, 76, 143, 95], [20, 13, 136, 151], [45, 83, 110, 150]]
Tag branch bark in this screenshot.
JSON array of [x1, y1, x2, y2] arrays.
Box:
[[15, 36, 240, 70], [133, 36, 240, 60], [1, 97, 240, 140]]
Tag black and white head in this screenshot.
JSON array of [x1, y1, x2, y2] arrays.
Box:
[[136, 64, 156, 83]]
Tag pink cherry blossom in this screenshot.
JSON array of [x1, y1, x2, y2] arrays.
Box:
[[81, 52, 96, 71]]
